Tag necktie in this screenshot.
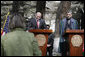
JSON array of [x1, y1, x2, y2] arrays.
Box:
[[37, 20, 39, 28]]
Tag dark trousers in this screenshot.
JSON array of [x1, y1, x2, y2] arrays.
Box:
[[60, 41, 69, 56], [47, 46, 53, 56]]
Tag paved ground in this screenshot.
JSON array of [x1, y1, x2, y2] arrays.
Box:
[[47, 37, 62, 56], [53, 37, 61, 56]]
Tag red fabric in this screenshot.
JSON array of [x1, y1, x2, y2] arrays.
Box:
[[37, 20, 39, 28], [82, 44, 84, 52], [1, 31, 3, 36], [1, 31, 5, 36]]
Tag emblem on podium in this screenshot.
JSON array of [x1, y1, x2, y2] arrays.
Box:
[[71, 35, 83, 47], [35, 34, 46, 46]]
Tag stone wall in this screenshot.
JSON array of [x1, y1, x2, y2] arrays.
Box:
[[1, 1, 13, 28], [1, 1, 37, 28]]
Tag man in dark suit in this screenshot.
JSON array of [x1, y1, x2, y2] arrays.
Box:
[[46, 25, 55, 56], [28, 12, 47, 29], [47, 33, 55, 56]]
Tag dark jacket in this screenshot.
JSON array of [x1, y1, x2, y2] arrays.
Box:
[[28, 18, 47, 29], [47, 33, 55, 47]]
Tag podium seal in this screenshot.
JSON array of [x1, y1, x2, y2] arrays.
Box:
[[71, 35, 83, 47], [35, 34, 46, 46]]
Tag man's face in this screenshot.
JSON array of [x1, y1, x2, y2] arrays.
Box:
[[47, 26, 50, 29], [36, 13, 41, 20], [66, 13, 72, 19]]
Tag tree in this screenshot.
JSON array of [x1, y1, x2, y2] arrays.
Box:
[[12, 1, 24, 16], [12, 1, 20, 13], [55, 1, 71, 37], [36, 1, 46, 19]]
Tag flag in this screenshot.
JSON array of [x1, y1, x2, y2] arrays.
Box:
[[3, 16, 9, 33], [82, 44, 84, 56], [1, 30, 5, 36], [1, 15, 9, 36]]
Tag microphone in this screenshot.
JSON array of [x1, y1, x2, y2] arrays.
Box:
[[80, 19, 81, 30]]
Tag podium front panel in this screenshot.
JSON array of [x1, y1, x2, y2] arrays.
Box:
[[29, 29, 52, 56], [65, 30, 84, 56]]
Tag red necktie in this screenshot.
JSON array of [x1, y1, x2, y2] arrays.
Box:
[[37, 20, 39, 28]]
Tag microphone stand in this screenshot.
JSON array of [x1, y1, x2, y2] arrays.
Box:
[[80, 19, 81, 30]]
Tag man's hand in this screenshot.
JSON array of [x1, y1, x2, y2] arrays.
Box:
[[66, 28, 70, 30], [47, 44, 51, 47]]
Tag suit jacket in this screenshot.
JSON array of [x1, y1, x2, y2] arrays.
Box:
[[47, 33, 55, 47], [59, 18, 78, 43], [1, 28, 41, 56], [28, 18, 47, 29]]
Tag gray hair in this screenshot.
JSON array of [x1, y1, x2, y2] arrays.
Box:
[[35, 12, 42, 16]]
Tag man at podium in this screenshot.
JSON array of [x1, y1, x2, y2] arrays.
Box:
[[28, 12, 47, 29], [59, 11, 78, 56]]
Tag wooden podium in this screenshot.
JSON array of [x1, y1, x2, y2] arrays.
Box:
[[29, 29, 53, 56], [65, 30, 84, 56]]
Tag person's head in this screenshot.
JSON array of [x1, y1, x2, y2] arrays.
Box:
[[35, 12, 42, 20], [9, 13, 25, 31], [46, 25, 50, 29], [66, 11, 72, 19]]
